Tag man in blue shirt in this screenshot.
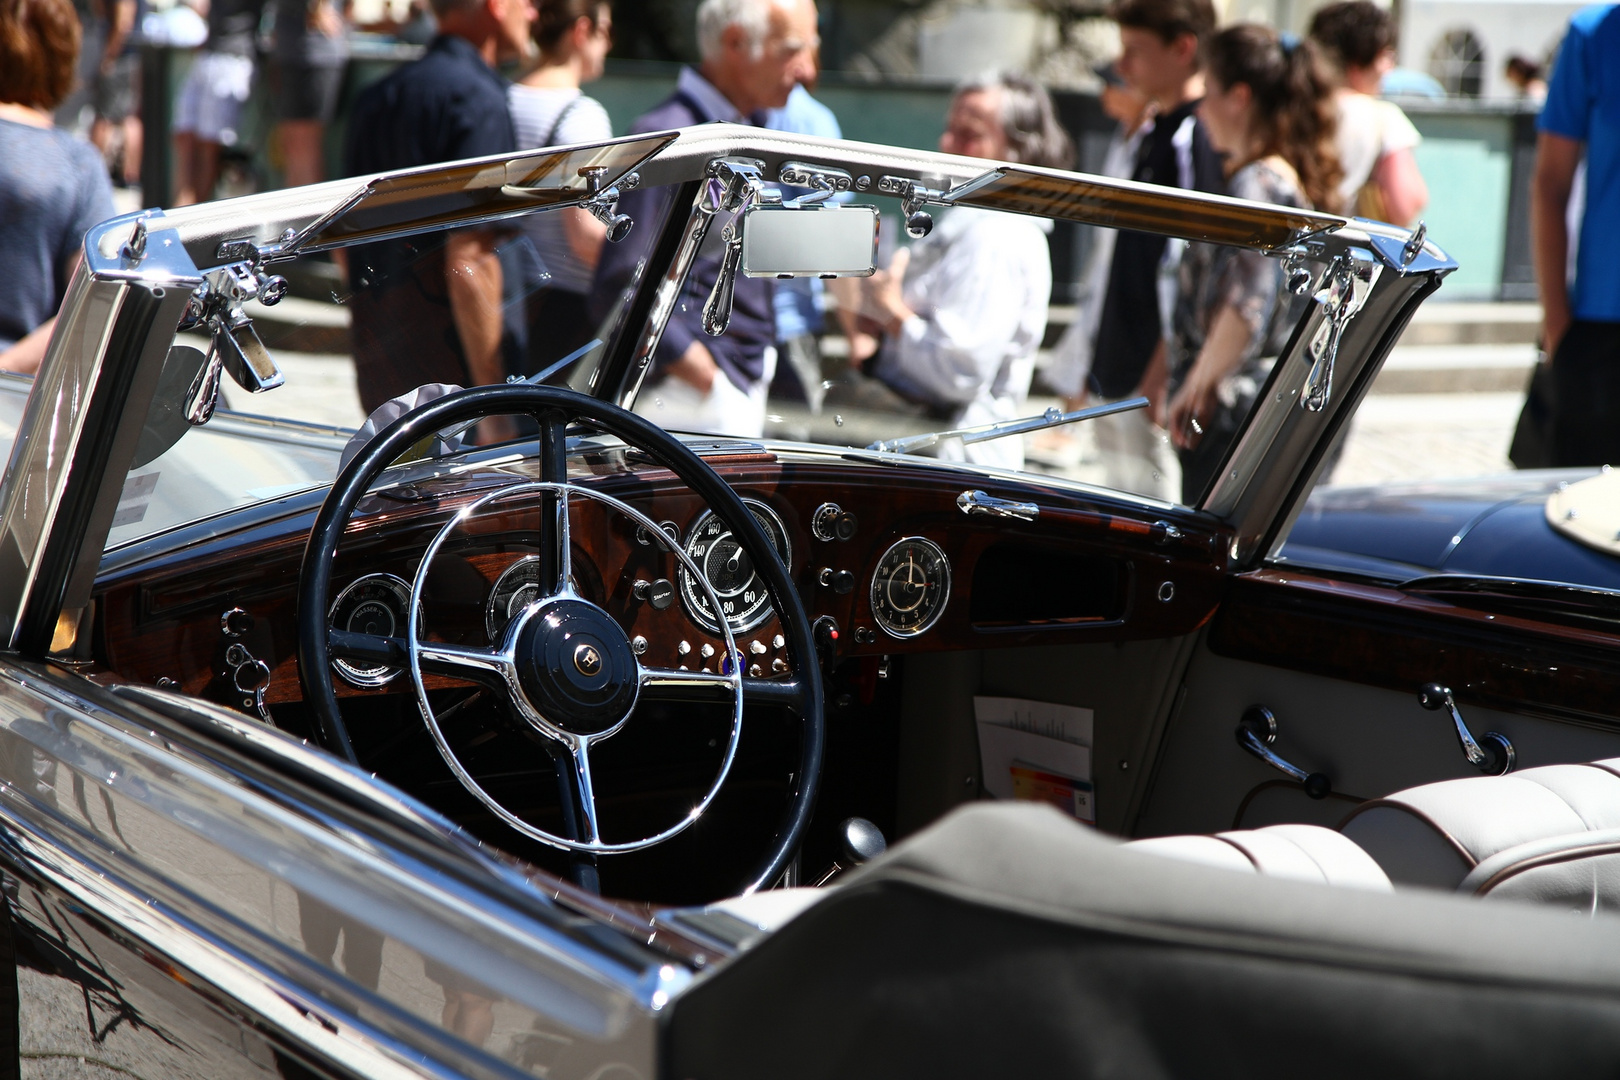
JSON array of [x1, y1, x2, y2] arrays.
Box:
[[1534, 3, 1620, 466], [591, 0, 819, 438], [344, 0, 535, 417]]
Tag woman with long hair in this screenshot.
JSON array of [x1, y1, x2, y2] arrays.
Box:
[[1162, 23, 1341, 501], [509, 0, 614, 375]]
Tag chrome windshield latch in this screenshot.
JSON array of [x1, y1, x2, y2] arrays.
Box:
[[700, 158, 780, 337], [1418, 684, 1515, 775], [578, 165, 635, 243], [1301, 254, 1380, 413]]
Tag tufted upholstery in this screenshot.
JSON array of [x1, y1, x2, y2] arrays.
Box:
[[1130, 760, 1620, 913], [1339, 759, 1620, 890], [1126, 825, 1392, 891]]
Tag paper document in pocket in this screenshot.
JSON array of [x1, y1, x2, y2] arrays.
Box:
[[973, 698, 1093, 819], [1010, 761, 1095, 823]]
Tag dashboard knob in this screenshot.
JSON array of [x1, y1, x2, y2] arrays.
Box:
[[819, 568, 855, 595], [221, 607, 253, 638], [812, 503, 858, 542], [813, 616, 840, 658], [633, 578, 675, 610]]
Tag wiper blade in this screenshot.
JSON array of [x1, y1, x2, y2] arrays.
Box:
[[1399, 573, 1620, 619], [866, 396, 1149, 456]]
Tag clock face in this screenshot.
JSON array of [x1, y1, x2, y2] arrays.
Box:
[[870, 537, 950, 638]]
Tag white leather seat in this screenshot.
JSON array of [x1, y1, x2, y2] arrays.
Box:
[[1130, 759, 1620, 912], [1127, 824, 1392, 891], [1340, 759, 1620, 890]]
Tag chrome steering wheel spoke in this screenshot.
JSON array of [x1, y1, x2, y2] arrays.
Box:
[[416, 639, 515, 692]]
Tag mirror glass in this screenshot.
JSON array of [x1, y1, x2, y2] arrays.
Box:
[[741, 204, 878, 278]]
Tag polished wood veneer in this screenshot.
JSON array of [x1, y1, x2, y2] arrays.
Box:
[[93, 446, 1234, 716], [1212, 569, 1620, 726]]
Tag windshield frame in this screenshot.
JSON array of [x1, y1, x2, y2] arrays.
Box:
[[0, 125, 1456, 659]]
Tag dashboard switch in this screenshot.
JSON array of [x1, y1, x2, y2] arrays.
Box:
[[819, 568, 856, 595], [633, 578, 675, 610], [812, 503, 858, 542], [813, 616, 840, 658], [853, 625, 875, 645]]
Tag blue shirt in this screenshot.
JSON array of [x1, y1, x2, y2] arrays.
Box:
[[0, 120, 115, 348], [1540, 4, 1620, 321], [590, 67, 776, 392], [765, 86, 843, 341]]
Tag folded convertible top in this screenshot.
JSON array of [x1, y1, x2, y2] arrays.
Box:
[[666, 801, 1620, 1079]]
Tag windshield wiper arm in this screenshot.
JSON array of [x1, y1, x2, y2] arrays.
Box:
[[866, 396, 1149, 456]]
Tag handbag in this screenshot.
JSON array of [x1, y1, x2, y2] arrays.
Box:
[[1508, 360, 1556, 469]]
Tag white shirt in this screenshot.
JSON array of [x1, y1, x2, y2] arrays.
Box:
[[1335, 91, 1421, 209], [875, 207, 1052, 471], [508, 84, 613, 293]]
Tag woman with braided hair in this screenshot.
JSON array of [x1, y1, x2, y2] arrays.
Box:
[[1161, 23, 1341, 501]]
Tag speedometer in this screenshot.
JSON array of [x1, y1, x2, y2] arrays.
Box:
[[870, 537, 950, 638], [678, 500, 792, 633], [329, 573, 412, 687]]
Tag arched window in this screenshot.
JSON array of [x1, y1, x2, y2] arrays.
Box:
[[1429, 28, 1486, 96]]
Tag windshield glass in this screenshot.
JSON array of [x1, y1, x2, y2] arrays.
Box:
[[106, 168, 1339, 550]]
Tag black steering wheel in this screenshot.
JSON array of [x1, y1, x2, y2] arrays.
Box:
[[296, 384, 825, 893]]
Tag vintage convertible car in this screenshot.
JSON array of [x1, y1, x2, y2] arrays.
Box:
[[7, 124, 1620, 1080]]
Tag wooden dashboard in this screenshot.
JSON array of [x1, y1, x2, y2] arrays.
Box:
[[90, 444, 1235, 715]]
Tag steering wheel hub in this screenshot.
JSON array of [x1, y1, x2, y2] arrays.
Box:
[[515, 598, 638, 737]]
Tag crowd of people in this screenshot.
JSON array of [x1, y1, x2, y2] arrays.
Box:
[[8, 0, 1613, 504]]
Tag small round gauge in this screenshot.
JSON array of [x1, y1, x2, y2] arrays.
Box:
[[870, 537, 950, 638], [486, 555, 542, 641], [679, 500, 792, 633], [329, 573, 412, 688]]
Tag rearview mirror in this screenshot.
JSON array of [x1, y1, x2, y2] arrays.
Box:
[[741, 204, 879, 279]]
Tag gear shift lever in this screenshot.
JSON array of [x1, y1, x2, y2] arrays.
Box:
[[811, 817, 887, 886]]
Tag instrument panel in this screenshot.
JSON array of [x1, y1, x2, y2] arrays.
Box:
[[678, 500, 792, 634], [96, 447, 1232, 711]]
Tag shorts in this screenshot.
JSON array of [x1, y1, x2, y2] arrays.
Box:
[[272, 59, 345, 123], [173, 51, 255, 145], [93, 53, 139, 121], [1551, 319, 1620, 467]]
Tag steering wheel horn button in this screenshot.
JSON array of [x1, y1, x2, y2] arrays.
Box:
[[573, 643, 603, 676], [513, 599, 639, 738]]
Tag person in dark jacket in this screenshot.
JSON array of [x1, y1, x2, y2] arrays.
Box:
[[590, 0, 818, 437], [342, 0, 535, 429]]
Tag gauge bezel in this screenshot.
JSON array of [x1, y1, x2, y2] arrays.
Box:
[[328, 573, 412, 688], [485, 554, 543, 642], [678, 499, 792, 634], [870, 536, 951, 639]]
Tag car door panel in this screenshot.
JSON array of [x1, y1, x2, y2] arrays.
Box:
[[0, 660, 667, 1080], [1132, 569, 1620, 838]]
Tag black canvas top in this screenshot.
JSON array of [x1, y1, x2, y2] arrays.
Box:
[[667, 803, 1620, 1079]]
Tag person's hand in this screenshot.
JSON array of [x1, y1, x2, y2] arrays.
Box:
[[669, 340, 720, 394], [863, 247, 913, 335], [1542, 305, 1571, 363], [846, 330, 880, 366], [1166, 368, 1220, 451]]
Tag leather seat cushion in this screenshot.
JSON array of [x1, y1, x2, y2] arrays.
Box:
[[1127, 825, 1391, 891], [1341, 761, 1620, 890]]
